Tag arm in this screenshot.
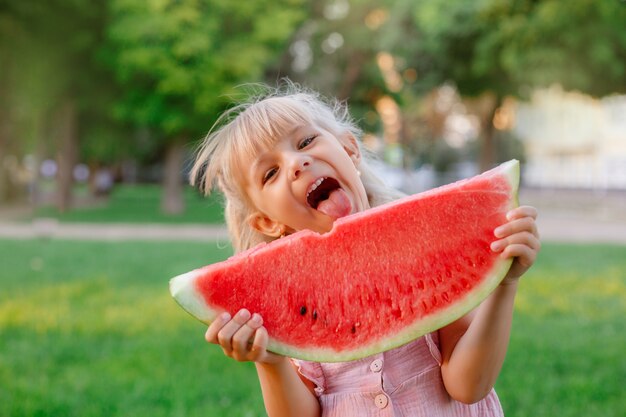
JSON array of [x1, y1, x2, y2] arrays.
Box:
[[439, 206, 540, 404], [256, 359, 320, 417], [205, 309, 320, 417]]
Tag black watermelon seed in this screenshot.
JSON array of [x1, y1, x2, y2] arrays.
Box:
[[299, 306, 307, 315], [351, 325, 356, 334], [312, 310, 318, 320]]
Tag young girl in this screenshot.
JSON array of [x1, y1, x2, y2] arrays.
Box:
[[190, 84, 540, 417]]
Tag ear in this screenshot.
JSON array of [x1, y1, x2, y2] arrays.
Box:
[[248, 211, 285, 238], [340, 132, 362, 166]]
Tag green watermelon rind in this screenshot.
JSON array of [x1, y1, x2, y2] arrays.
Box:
[[170, 270, 218, 323], [269, 260, 515, 362], [170, 160, 520, 362], [264, 160, 520, 362]]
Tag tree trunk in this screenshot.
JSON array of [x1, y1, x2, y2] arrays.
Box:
[[0, 64, 16, 204], [161, 138, 186, 215], [56, 97, 79, 213], [464, 92, 502, 172], [479, 95, 503, 172], [0, 121, 11, 203], [29, 110, 49, 209], [0, 140, 11, 203]]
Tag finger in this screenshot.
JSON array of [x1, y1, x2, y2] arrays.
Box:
[[205, 312, 232, 344], [249, 326, 270, 362], [494, 217, 538, 239], [231, 313, 264, 356], [500, 243, 537, 267], [250, 327, 285, 364], [217, 309, 251, 352], [491, 231, 541, 253], [506, 206, 538, 221]]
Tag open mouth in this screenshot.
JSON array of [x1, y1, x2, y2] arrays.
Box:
[[306, 177, 341, 209]]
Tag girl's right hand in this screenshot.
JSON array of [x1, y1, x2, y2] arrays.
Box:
[[205, 308, 284, 364]]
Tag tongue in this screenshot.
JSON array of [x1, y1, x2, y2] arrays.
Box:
[[317, 189, 352, 219]]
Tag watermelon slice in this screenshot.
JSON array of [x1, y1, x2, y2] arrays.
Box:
[[170, 159, 520, 362]]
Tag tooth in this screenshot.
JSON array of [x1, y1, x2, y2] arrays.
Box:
[[311, 178, 324, 192], [307, 177, 326, 199]]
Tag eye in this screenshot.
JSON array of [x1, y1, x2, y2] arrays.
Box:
[[298, 134, 317, 150], [262, 167, 278, 184]]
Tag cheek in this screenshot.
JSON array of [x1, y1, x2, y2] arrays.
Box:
[[257, 188, 295, 216], [349, 173, 369, 210], [245, 188, 275, 218]]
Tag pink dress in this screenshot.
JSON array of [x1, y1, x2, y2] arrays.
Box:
[[291, 332, 504, 417]]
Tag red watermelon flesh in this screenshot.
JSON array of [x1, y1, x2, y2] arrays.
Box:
[[170, 160, 519, 362]]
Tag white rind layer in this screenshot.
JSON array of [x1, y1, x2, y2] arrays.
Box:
[[268, 257, 514, 362], [170, 270, 217, 324], [170, 160, 521, 362], [267, 160, 521, 361]]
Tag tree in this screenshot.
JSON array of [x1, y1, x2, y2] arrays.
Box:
[[284, 0, 430, 168], [412, 0, 626, 170], [106, 0, 306, 214], [0, 0, 120, 210]]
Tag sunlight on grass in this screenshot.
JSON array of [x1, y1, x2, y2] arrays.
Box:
[[1, 240, 624, 417], [516, 267, 626, 319], [0, 279, 191, 335], [0, 239, 264, 417], [497, 244, 626, 417]]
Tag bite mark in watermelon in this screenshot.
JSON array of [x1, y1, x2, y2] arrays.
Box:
[[170, 160, 520, 362]]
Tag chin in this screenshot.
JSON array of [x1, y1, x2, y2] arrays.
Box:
[[309, 216, 334, 234]]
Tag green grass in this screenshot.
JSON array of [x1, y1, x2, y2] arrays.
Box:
[[0, 241, 624, 416], [30, 184, 225, 224], [498, 244, 626, 416], [0, 239, 262, 417]]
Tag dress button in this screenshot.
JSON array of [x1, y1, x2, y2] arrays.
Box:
[[370, 358, 383, 373], [374, 393, 389, 409]]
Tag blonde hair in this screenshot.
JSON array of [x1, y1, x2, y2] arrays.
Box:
[[190, 83, 404, 253]]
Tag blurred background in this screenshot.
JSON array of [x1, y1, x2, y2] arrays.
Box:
[[1, 1, 625, 416], [1, 0, 625, 218]]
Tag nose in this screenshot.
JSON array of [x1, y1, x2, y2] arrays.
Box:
[[288, 153, 311, 180]]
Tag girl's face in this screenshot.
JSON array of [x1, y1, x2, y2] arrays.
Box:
[[244, 123, 370, 236]]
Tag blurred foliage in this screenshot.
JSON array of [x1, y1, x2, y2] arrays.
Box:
[[287, 0, 425, 131], [106, 0, 306, 140], [413, 0, 626, 98], [104, 0, 306, 214], [284, 0, 625, 170], [0, 0, 306, 162], [410, 0, 626, 169], [0, 0, 105, 158], [1, 0, 625, 205]]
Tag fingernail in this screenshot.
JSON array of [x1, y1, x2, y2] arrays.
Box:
[[238, 309, 251, 320], [491, 240, 503, 251], [221, 312, 231, 321], [494, 227, 504, 238], [250, 313, 262, 325]]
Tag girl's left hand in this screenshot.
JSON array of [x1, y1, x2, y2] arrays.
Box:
[[490, 205, 541, 283]]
